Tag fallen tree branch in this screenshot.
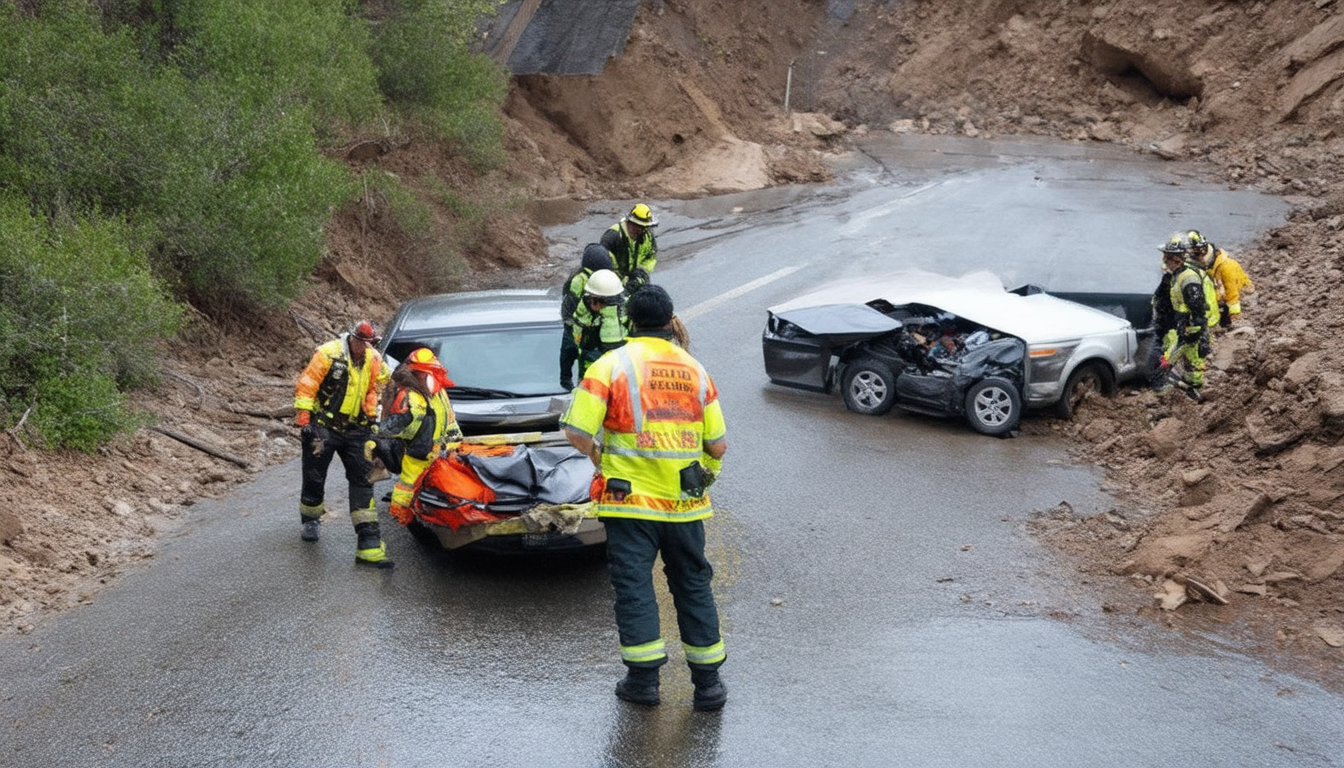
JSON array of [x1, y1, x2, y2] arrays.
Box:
[[148, 426, 250, 468], [289, 310, 330, 344], [5, 407, 32, 452], [161, 369, 205, 409]]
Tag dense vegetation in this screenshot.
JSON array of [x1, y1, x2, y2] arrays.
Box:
[[0, 0, 506, 449]]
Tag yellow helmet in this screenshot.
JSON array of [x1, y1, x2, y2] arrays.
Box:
[[626, 203, 658, 228]]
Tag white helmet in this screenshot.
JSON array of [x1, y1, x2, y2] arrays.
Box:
[[584, 269, 625, 303]]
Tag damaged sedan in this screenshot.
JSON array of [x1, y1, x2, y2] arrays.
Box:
[[762, 271, 1142, 436]]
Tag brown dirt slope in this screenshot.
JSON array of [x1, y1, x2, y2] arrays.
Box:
[[4, 1, 1344, 672]]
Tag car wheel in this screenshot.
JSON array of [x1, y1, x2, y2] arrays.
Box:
[[841, 357, 898, 416], [964, 376, 1021, 436], [1054, 361, 1113, 420]]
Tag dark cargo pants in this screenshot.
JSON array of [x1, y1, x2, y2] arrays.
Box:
[[603, 517, 724, 671]]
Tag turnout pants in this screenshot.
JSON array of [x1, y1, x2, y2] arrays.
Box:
[[560, 331, 579, 387], [299, 426, 377, 525], [603, 517, 726, 672]]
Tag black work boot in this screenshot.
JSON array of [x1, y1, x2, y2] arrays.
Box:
[[300, 516, 321, 542], [614, 666, 660, 706], [353, 522, 394, 569], [691, 668, 727, 712]]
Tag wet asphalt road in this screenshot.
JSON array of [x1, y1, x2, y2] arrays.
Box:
[[4, 134, 1340, 768]]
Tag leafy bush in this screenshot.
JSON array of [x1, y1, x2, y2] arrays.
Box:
[[0, 0, 514, 448], [370, 0, 509, 169], [169, 0, 384, 135], [0, 194, 180, 450], [0, 2, 359, 306]]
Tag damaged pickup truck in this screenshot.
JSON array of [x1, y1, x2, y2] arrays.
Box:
[[762, 270, 1145, 436]]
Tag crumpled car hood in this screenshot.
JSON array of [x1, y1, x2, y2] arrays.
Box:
[[770, 303, 902, 341], [768, 269, 1132, 343]]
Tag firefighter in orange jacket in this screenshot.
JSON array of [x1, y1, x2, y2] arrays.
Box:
[[561, 284, 729, 712], [293, 320, 393, 568], [376, 348, 462, 526]]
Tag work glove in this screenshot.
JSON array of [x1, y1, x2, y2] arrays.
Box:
[[364, 439, 377, 463], [295, 410, 311, 428]]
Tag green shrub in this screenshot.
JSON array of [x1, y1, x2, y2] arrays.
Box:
[[362, 170, 431, 238], [170, 0, 384, 135], [0, 194, 180, 450], [29, 369, 146, 453], [0, 2, 360, 306], [370, 0, 509, 169], [153, 80, 356, 305]]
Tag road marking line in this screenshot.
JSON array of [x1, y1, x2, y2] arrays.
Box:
[[679, 265, 803, 321]]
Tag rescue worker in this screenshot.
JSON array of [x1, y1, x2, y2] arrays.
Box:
[[1186, 230, 1255, 328], [572, 268, 628, 379], [600, 203, 659, 292], [1147, 251, 1179, 391], [1160, 235, 1220, 399], [561, 284, 729, 712], [293, 320, 393, 568], [560, 243, 616, 389], [375, 348, 462, 527]]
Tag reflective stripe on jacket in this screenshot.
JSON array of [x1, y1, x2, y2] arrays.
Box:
[[381, 386, 458, 460], [294, 337, 386, 427], [561, 336, 727, 522]]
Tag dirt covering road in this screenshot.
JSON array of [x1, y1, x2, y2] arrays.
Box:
[[4, 0, 1344, 680]]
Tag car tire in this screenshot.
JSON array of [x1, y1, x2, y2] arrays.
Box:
[[841, 357, 898, 416], [1054, 361, 1113, 420], [964, 376, 1022, 436]]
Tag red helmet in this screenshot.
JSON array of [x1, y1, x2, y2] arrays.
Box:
[[351, 320, 382, 344], [405, 347, 454, 390]]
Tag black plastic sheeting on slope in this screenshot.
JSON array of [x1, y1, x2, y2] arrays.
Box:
[[482, 0, 645, 76]]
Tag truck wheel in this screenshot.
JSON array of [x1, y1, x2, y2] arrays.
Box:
[[841, 357, 897, 416], [1054, 362, 1113, 420], [964, 376, 1021, 436]]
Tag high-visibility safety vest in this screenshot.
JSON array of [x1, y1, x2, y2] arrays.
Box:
[[572, 300, 628, 350], [601, 222, 658, 289], [561, 336, 726, 522], [294, 337, 387, 429], [1169, 263, 1220, 331], [384, 386, 458, 460]]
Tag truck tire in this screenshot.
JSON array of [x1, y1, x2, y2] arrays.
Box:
[[964, 376, 1021, 436], [841, 357, 898, 416], [1054, 361, 1113, 420]]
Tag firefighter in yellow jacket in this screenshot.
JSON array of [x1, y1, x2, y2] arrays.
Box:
[[1186, 230, 1254, 328], [376, 348, 462, 526], [293, 320, 393, 568], [561, 284, 729, 712], [1160, 236, 1220, 399]]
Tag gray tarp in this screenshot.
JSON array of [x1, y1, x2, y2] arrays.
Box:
[[462, 445, 592, 510]]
